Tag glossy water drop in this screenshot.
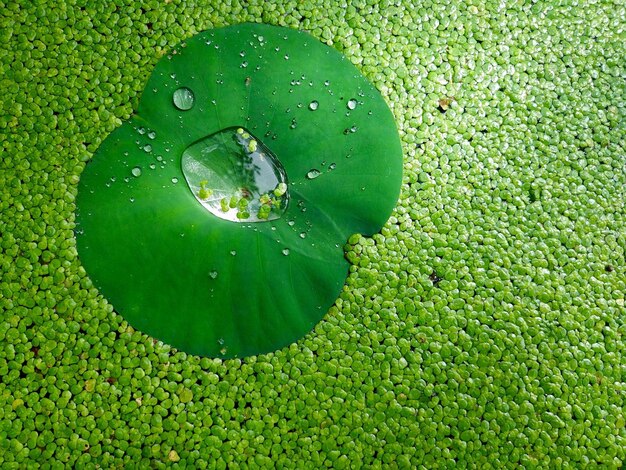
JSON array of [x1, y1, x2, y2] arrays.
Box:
[[288, 220, 295, 227], [182, 127, 289, 223], [324, 80, 330, 86], [149, 163, 156, 170], [240, 50, 246, 57], [299, 232, 307, 239], [172, 87, 195, 111], [282, 248, 290, 256], [290, 119, 297, 129], [329, 163, 337, 171], [138, 127, 146, 135], [309, 100, 319, 111], [306, 169, 321, 179], [143, 144, 152, 153], [129, 197, 135, 203], [241, 61, 248, 68], [347, 99, 358, 110], [230, 250, 237, 256], [209, 271, 218, 279], [284, 54, 289, 60], [148, 131, 156, 139], [131, 167, 142, 177], [171, 177, 179, 184]]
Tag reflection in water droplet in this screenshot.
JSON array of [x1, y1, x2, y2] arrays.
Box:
[[306, 169, 321, 180], [182, 127, 289, 223], [309, 100, 319, 111], [172, 177, 179, 184], [148, 131, 156, 139], [138, 127, 146, 135], [282, 248, 290, 256], [131, 167, 142, 177], [172, 87, 195, 111], [347, 99, 358, 110], [209, 271, 218, 279], [143, 144, 152, 153], [329, 163, 337, 171]]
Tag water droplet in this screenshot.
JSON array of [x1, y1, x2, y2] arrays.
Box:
[[241, 61, 248, 68], [347, 99, 358, 110], [131, 167, 142, 177], [218, 338, 224, 345], [258, 35, 264, 42], [156, 155, 163, 162], [171, 177, 179, 184], [299, 232, 307, 239], [230, 250, 237, 256], [170, 73, 176, 79], [282, 248, 290, 256], [209, 271, 218, 279], [143, 144, 152, 153], [288, 220, 295, 226], [149, 163, 156, 170], [240, 50, 246, 57], [124, 177, 130, 183], [290, 119, 297, 129], [181, 127, 289, 223], [324, 80, 330, 86], [129, 197, 135, 203], [306, 169, 321, 179], [172, 87, 195, 111], [148, 131, 156, 139], [309, 100, 319, 111], [138, 127, 146, 135], [220, 347, 227, 355], [329, 163, 337, 171], [351, 126, 358, 133], [284, 54, 289, 60]]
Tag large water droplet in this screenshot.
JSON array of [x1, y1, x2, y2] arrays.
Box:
[[347, 99, 358, 110], [173, 87, 195, 111], [309, 100, 319, 111], [306, 169, 321, 180], [182, 127, 289, 223], [131, 167, 142, 177]]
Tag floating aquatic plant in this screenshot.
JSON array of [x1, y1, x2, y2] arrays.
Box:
[[76, 23, 403, 358]]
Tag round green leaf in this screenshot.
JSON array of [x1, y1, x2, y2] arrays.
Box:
[[76, 23, 402, 358]]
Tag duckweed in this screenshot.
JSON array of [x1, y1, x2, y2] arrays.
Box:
[[1, 0, 625, 468]]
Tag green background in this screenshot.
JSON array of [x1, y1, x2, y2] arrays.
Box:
[[1, 0, 624, 468]]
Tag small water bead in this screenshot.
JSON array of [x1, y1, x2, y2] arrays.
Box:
[[148, 131, 156, 140], [172, 87, 195, 111], [138, 127, 146, 135], [329, 163, 337, 171], [288, 220, 295, 227], [306, 169, 321, 179], [347, 99, 358, 110], [309, 100, 319, 111], [131, 167, 142, 177], [290, 119, 297, 129], [230, 250, 237, 256], [143, 144, 152, 153], [241, 61, 248, 68], [171, 177, 179, 184], [129, 197, 135, 203], [284, 55, 289, 60], [324, 80, 330, 86], [240, 50, 246, 57], [156, 155, 163, 162], [149, 163, 156, 170], [209, 271, 218, 279], [299, 232, 307, 239], [282, 248, 290, 256]]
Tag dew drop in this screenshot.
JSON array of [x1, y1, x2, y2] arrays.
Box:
[[149, 163, 156, 170], [258, 35, 264, 42], [290, 119, 297, 129], [329, 163, 337, 171], [284, 54, 289, 60], [148, 131, 156, 139], [138, 127, 146, 135], [288, 220, 295, 226], [306, 169, 321, 179], [347, 99, 358, 110], [131, 167, 142, 177], [241, 61, 248, 68], [209, 271, 218, 279], [240, 50, 246, 57], [299, 232, 307, 239], [282, 248, 290, 256], [172, 87, 195, 111], [324, 80, 330, 86], [129, 197, 135, 203], [143, 144, 152, 153], [171, 177, 179, 184], [309, 100, 319, 111]]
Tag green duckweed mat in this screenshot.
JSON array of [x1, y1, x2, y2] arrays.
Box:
[[1, 1, 625, 467]]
